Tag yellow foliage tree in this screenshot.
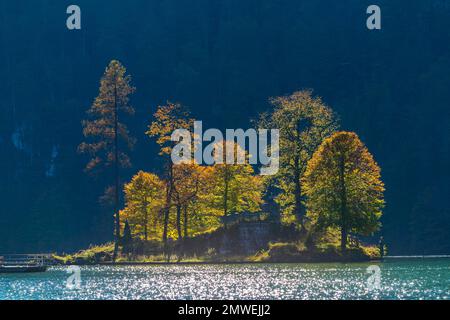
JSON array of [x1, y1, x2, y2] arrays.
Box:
[[146, 103, 194, 247], [121, 171, 165, 241], [203, 141, 264, 223], [302, 131, 385, 251], [172, 162, 204, 239], [257, 90, 338, 228]]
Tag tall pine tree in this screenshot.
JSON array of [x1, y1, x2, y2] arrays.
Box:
[[79, 60, 136, 261]]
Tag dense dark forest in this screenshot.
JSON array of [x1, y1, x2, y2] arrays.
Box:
[[0, 0, 449, 254]]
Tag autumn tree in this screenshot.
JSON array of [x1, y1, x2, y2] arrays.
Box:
[[258, 90, 338, 228], [122, 171, 165, 241], [186, 165, 223, 234], [146, 103, 193, 248], [210, 164, 263, 220], [205, 141, 264, 223], [171, 162, 205, 240], [78, 60, 136, 261], [302, 131, 385, 251]]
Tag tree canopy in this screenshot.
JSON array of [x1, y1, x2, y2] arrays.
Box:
[[302, 131, 385, 251], [258, 90, 338, 227], [122, 171, 164, 241]]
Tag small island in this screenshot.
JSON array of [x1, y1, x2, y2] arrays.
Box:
[[54, 61, 385, 265]]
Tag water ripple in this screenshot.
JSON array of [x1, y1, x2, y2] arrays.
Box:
[[0, 260, 449, 300]]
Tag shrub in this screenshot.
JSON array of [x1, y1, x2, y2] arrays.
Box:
[[265, 242, 306, 262]]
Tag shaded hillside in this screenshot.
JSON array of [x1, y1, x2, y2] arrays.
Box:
[[0, 0, 449, 254]]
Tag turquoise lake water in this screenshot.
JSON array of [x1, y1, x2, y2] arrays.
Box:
[[0, 259, 449, 300]]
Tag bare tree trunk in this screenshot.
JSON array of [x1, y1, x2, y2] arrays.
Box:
[[144, 201, 148, 241], [176, 205, 182, 241], [162, 162, 173, 254], [113, 84, 120, 262], [162, 205, 170, 244], [293, 154, 304, 230], [183, 205, 188, 238], [222, 170, 230, 229], [339, 156, 348, 252], [293, 119, 312, 231], [223, 169, 230, 217], [162, 191, 171, 243]]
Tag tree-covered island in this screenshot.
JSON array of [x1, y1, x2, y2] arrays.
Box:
[[55, 60, 385, 265]]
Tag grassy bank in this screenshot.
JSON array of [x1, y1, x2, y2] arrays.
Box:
[[53, 241, 380, 265], [53, 243, 115, 265], [250, 242, 379, 263]]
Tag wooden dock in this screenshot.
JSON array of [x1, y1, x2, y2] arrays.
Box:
[[0, 254, 52, 273], [384, 255, 450, 259]]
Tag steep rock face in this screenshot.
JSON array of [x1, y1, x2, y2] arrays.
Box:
[[183, 222, 297, 257], [217, 222, 273, 255], [237, 222, 273, 255]]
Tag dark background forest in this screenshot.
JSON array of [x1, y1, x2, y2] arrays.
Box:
[[0, 0, 449, 255]]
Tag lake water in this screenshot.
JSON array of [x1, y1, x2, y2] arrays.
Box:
[[0, 259, 449, 300]]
